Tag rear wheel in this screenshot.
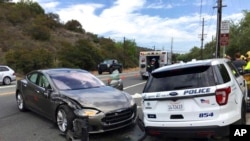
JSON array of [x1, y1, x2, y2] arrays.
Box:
[[118, 68, 122, 73], [239, 101, 247, 125], [56, 105, 75, 133]]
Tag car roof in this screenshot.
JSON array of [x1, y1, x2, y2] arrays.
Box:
[[0, 65, 13, 70], [35, 68, 88, 75], [153, 58, 230, 73], [0, 65, 10, 67]]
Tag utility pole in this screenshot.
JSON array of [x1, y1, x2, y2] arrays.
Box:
[[200, 18, 206, 60], [214, 0, 226, 58], [171, 37, 173, 63], [123, 37, 125, 68], [171, 37, 173, 55]]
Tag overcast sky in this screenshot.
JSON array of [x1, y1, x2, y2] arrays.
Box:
[[13, 0, 250, 53]]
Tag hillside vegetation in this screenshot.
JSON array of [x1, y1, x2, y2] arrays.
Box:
[[0, 1, 149, 74]]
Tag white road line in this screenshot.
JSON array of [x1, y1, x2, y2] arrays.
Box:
[[0, 92, 14, 96], [123, 82, 146, 90], [0, 85, 15, 89]]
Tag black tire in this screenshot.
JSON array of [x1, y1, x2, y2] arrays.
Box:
[[141, 76, 147, 80], [118, 68, 122, 73], [56, 105, 75, 134], [240, 100, 247, 125], [16, 92, 27, 112], [98, 70, 102, 75], [3, 77, 11, 85], [109, 68, 113, 74]]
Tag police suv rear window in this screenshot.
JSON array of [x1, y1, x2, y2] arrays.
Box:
[[143, 66, 216, 92]]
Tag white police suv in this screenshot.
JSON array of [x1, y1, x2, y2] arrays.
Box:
[[141, 58, 248, 139]]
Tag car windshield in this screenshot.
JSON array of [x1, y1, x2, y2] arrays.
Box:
[[143, 65, 216, 92], [103, 60, 113, 64], [49, 70, 105, 90]]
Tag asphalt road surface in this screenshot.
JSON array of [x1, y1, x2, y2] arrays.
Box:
[[0, 72, 249, 141]]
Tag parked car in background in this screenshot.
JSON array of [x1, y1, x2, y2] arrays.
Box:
[[16, 68, 137, 138], [97, 59, 123, 74], [0, 65, 16, 85], [140, 58, 247, 139]]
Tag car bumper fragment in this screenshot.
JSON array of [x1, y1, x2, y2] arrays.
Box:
[[66, 117, 89, 141]]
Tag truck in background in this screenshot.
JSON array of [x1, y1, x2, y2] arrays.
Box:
[[97, 59, 123, 74], [139, 51, 172, 79]]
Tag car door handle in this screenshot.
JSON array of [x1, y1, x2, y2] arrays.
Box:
[[23, 84, 27, 87], [36, 90, 40, 94]]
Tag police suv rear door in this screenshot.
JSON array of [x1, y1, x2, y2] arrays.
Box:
[[142, 63, 221, 122]]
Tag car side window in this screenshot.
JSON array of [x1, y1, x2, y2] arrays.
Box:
[[27, 73, 38, 84], [213, 64, 230, 84], [0, 67, 8, 72], [226, 62, 240, 78], [38, 74, 50, 88]]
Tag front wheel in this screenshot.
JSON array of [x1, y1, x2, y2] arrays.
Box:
[[16, 92, 27, 112], [56, 105, 75, 133], [109, 68, 113, 74]]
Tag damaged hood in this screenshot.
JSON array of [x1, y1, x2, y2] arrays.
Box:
[[59, 86, 131, 113]]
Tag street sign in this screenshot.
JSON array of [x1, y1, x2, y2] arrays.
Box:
[[221, 21, 230, 34], [220, 20, 230, 46], [220, 33, 229, 46]]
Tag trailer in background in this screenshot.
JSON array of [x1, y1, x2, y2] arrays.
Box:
[[139, 51, 172, 79]]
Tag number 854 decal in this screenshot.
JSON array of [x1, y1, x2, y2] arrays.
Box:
[[199, 112, 214, 118]]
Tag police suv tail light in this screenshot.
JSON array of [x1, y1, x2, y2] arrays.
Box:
[[215, 87, 231, 105]]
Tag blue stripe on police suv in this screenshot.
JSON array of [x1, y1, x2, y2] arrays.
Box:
[[184, 88, 211, 95]]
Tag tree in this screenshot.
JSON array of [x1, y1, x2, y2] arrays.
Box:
[[46, 12, 62, 29], [28, 24, 51, 41], [17, 0, 44, 15], [58, 39, 102, 70], [65, 20, 85, 33], [222, 11, 250, 58], [5, 47, 54, 73], [0, 0, 11, 3]]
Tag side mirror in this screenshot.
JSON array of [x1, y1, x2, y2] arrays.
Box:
[[44, 88, 53, 98], [107, 79, 123, 91]]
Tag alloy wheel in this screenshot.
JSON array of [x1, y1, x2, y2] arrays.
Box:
[[17, 94, 24, 110], [57, 109, 68, 133]]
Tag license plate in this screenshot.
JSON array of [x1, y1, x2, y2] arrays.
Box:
[[168, 102, 183, 111]]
